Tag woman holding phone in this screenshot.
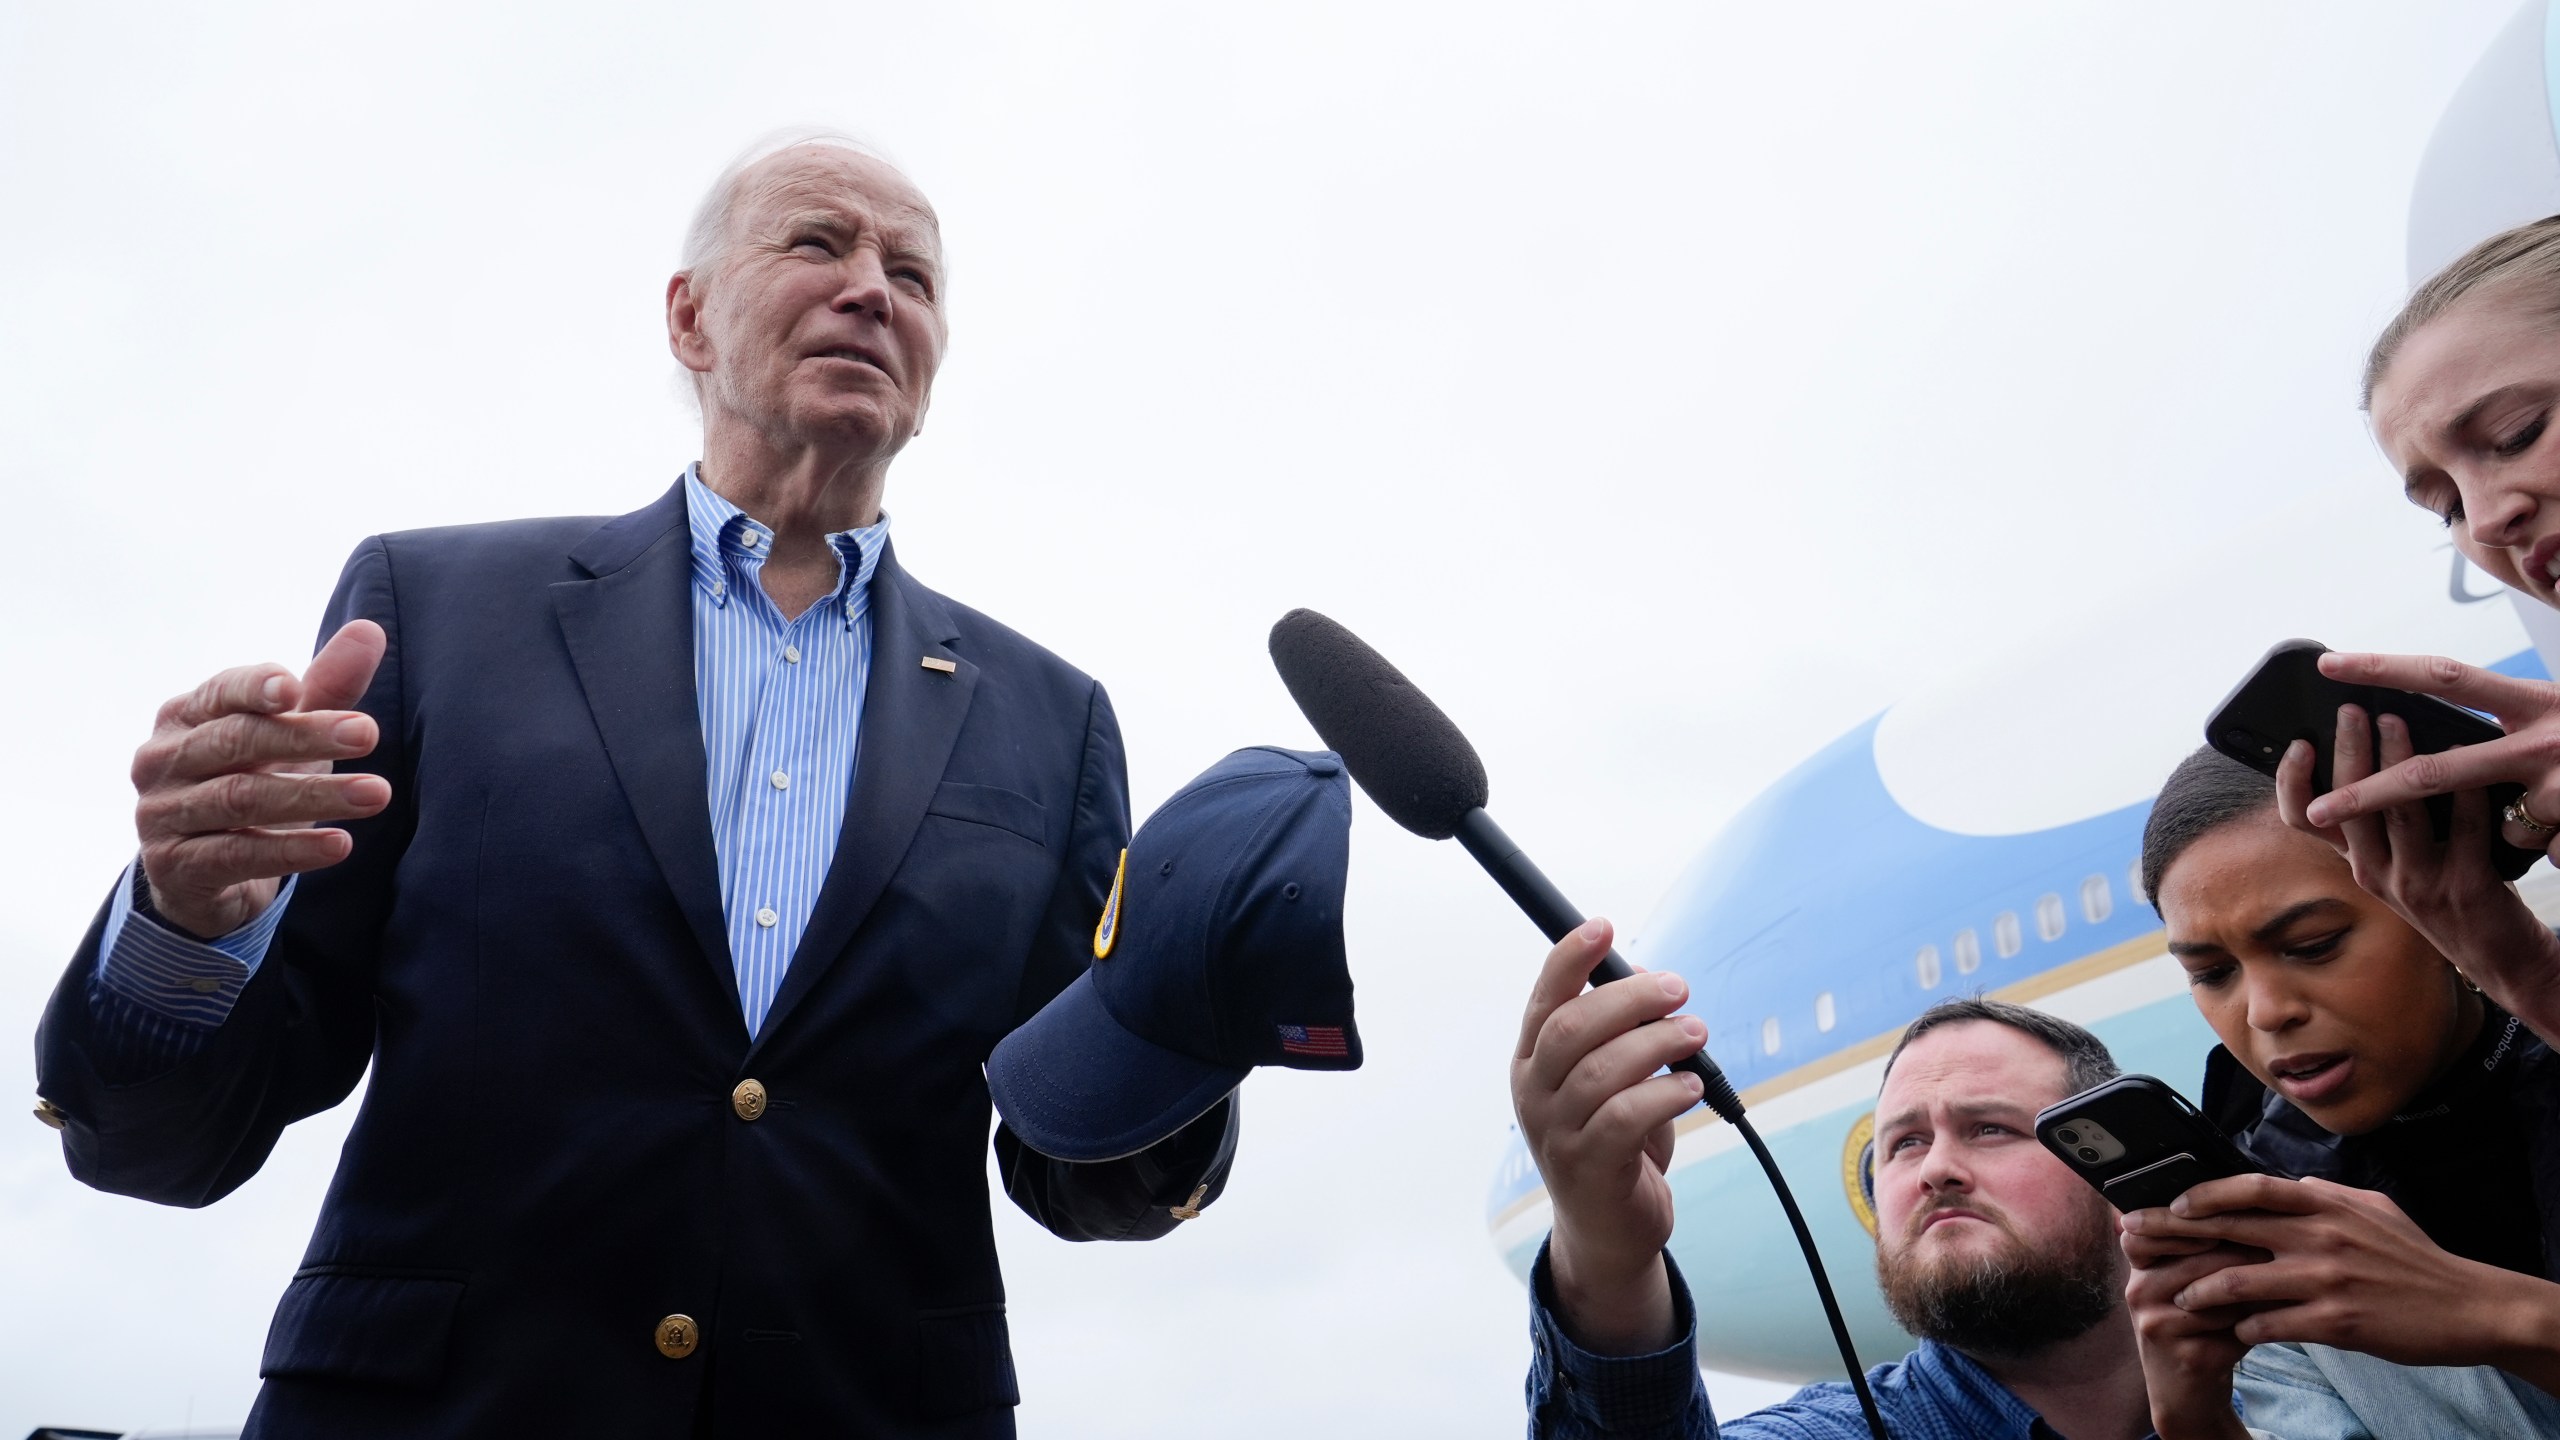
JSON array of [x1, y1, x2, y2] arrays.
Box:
[[2290, 215, 2560, 1036], [2120, 737, 2560, 1437]]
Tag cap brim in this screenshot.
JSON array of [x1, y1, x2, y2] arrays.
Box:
[[988, 973, 1249, 1163]]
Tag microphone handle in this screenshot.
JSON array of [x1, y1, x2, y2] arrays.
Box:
[[1449, 807, 1885, 1436], [1452, 807, 1745, 1124]]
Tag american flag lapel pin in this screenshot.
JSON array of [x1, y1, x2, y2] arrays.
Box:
[[921, 655, 957, 674]]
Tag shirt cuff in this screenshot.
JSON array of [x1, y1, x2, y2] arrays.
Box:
[[1527, 1237, 1710, 1436], [95, 863, 295, 1028]]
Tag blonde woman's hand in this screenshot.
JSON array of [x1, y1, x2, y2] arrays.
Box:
[[2276, 695, 2560, 1033]]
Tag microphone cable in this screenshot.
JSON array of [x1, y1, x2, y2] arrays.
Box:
[[1454, 810, 1887, 1440], [1272, 609, 1889, 1440]]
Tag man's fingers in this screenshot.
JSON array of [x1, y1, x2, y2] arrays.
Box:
[[146, 826, 358, 895], [1517, 919, 1617, 1062], [2319, 651, 2550, 721], [1525, 967, 1696, 1095], [162, 663, 300, 730], [1642, 1116, 1679, 1174], [1580, 1073, 1706, 1157], [141, 771, 391, 838], [151, 710, 379, 783], [1541, 1011, 1709, 1128], [299, 620, 387, 715]]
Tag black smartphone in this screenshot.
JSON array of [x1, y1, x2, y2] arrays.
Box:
[[2035, 1075, 2263, 1212], [2205, 638, 2538, 881]]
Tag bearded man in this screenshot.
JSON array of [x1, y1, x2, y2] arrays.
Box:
[[1508, 920, 2253, 1440]]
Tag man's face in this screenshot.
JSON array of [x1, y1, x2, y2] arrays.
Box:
[[672, 146, 947, 463], [1870, 1021, 2120, 1353]]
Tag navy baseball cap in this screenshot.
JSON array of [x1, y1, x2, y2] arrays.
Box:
[[988, 745, 1358, 1162]]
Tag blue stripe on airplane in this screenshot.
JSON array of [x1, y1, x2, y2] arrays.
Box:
[[1485, 644, 2551, 1226]]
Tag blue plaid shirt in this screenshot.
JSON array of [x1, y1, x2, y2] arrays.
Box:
[[1526, 1241, 2156, 1440], [87, 467, 888, 1070]]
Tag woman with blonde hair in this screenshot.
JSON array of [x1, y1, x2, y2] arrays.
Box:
[[2283, 214, 2560, 1040], [2115, 215, 2560, 1438]]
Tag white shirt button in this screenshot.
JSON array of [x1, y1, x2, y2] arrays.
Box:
[[755, 907, 778, 928], [741, 530, 762, 547], [783, 645, 801, 664], [770, 770, 790, 790], [712, 580, 726, 597], [190, 977, 222, 994]]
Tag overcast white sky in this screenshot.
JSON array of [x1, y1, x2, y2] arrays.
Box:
[[0, 2, 2532, 1433]]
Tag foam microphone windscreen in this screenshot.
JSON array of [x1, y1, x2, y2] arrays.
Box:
[[1268, 608, 1490, 839]]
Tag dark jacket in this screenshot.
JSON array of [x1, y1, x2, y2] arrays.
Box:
[[2206, 1002, 2560, 1282], [35, 481, 1234, 1439]]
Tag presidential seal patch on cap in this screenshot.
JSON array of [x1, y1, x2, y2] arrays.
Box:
[[1094, 848, 1128, 959]]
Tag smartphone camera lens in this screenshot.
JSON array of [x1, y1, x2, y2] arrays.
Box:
[[2225, 727, 2274, 758], [2054, 1126, 2080, 1145], [2077, 1146, 2102, 1162]]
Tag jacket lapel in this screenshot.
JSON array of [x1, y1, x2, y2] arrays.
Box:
[[750, 545, 976, 1049], [550, 481, 740, 1019]]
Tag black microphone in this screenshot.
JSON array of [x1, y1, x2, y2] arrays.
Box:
[[1266, 608, 1890, 1439], [1265, 606, 1744, 1122]]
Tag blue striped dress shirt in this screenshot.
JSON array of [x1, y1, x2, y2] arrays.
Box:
[[682, 467, 886, 1036], [88, 466, 889, 1069]]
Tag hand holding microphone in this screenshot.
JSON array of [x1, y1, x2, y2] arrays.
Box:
[[1266, 608, 1888, 1440]]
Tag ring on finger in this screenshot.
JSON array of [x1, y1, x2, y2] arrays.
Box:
[[2505, 795, 2556, 836]]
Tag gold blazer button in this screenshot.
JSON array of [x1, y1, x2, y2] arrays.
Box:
[[732, 1078, 768, 1122], [656, 1314, 700, 1359]]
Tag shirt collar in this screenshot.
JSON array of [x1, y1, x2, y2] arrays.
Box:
[[1908, 1341, 2057, 1439], [680, 464, 891, 627]]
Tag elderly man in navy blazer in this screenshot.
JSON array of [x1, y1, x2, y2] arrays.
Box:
[[32, 130, 1236, 1439]]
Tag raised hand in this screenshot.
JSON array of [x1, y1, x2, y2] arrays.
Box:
[[1511, 918, 1708, 1355], [130, 620, 391, 939], [2276, 702, 2560, 1032], [2298, 650, 2560, 857]]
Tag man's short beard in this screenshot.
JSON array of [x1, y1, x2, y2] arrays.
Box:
[[1876, 1201, 2120, 1358]]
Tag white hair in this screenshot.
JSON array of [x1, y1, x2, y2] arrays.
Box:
[[679, 125, 908, 278], [671, 126, 929, 416]]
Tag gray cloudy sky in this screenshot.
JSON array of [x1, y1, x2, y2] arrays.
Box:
[[0, 2, 2527, 1433]]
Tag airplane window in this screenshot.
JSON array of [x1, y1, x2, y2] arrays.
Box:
[[1994, 911, 2022, 958], [1761, 1015, 1782, 1055], [1952, 928, 1981, 975], [1915, 944, 1942, 989], [2081, 874, 2113, 924], [2036, 893, 2066, 941], [1816, 991, 1837, 1032], [2127, 858, 2145, 905]]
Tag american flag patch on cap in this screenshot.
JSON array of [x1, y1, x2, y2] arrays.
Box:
[[1276, 1024, 1349, 1058]]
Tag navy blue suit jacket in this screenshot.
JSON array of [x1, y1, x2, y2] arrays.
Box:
[[36, 482, 1235, 1438]]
